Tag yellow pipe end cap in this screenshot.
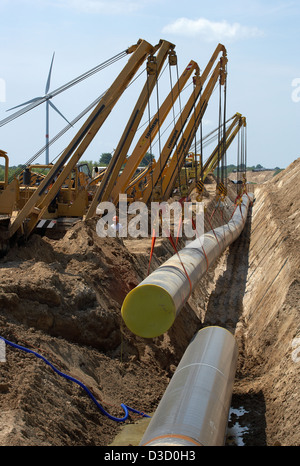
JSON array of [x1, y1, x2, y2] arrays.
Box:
[[121, 284, 176, 338]]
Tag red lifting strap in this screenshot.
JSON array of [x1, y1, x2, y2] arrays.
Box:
[[147, 229, 156, 276]]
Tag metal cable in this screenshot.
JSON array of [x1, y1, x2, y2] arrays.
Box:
[[1, 50, 128, 128]]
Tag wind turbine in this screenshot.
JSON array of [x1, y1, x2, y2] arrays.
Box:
[[7, 52, 72, 164]]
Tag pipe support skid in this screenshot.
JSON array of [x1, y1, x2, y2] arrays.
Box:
[[121, 193, 253, 338], [140, 326, 238, 447]]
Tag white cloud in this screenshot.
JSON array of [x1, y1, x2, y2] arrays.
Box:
[[162, 17, 264, 42]]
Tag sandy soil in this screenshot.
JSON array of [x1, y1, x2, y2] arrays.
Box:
[[0, 164, 299, 446], [228, 169, 276, 184]]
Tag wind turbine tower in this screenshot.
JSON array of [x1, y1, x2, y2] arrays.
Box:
[[44, 52, 72, 164], [7, 52, 72, 165]]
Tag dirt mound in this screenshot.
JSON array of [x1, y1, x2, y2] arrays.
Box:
[[234, 158, 300, 446], [0, 213, 218, 446], [229, 169, 276, 184], [0, 161, 299, 446]]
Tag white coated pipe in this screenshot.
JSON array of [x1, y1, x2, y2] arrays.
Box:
[[140, 326, 238, 446], [121, 193, 253, 338]]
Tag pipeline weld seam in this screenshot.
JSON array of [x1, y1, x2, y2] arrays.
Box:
[[142, 433, 203, 447], [173, 362, 226, 378]]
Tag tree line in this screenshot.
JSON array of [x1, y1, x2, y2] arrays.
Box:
[[0, 155, 282, 181]]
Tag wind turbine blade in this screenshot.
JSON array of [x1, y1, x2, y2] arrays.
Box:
[[0, 98, 48, 127], [49, 100, 73, 126], [7, 96, 43, 111], [45, 52, 55, 94]]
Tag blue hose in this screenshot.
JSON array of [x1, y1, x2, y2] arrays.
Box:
[[0, 336, 150, 422]]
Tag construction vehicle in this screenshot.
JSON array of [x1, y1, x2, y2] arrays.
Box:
[[139, 44, 227, 204], [0, 39, 247, 256], [172, 152, 202, 190], [125, 160, 157, 201], [109, 59, 200, 205], [200, 113, 247, 198], [0, 38, 160, 249], [85, 39, 176, 218], [162, 60, 227, 201], [0, 160, 97, 218], [0, 150, 9, 190], [170, 113, 247, 200], [0, 150, 20, 217], [18, 166, 48, 187]]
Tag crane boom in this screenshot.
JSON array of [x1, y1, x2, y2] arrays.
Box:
[[201, 113, 246, 181], [163, 59, 227, 200], [141, 44, 227, 204], [110, 59, 200, 204], [85, 40, 175, 219], [178, 113, 246, 199], [119, 44, 229, 206], [7, 39, 155, 238]]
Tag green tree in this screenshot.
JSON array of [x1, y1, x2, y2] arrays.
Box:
[[99, 153, 112, 165], [140, 152, 155, 167]]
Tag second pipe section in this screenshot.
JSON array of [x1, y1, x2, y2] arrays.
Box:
[[122, 193, 253, 338]]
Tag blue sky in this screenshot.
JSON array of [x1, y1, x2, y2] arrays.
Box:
[[0, 0, 299, 169]]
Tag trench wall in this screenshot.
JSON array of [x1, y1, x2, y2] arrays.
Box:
[[240, 160, 300, 445]]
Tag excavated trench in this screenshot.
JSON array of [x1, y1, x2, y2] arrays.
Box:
[[0, 162, 299, 446]]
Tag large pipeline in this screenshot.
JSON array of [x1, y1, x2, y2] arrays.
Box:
[[140, 326, 238, 446], [121, 193, 253, 338]]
